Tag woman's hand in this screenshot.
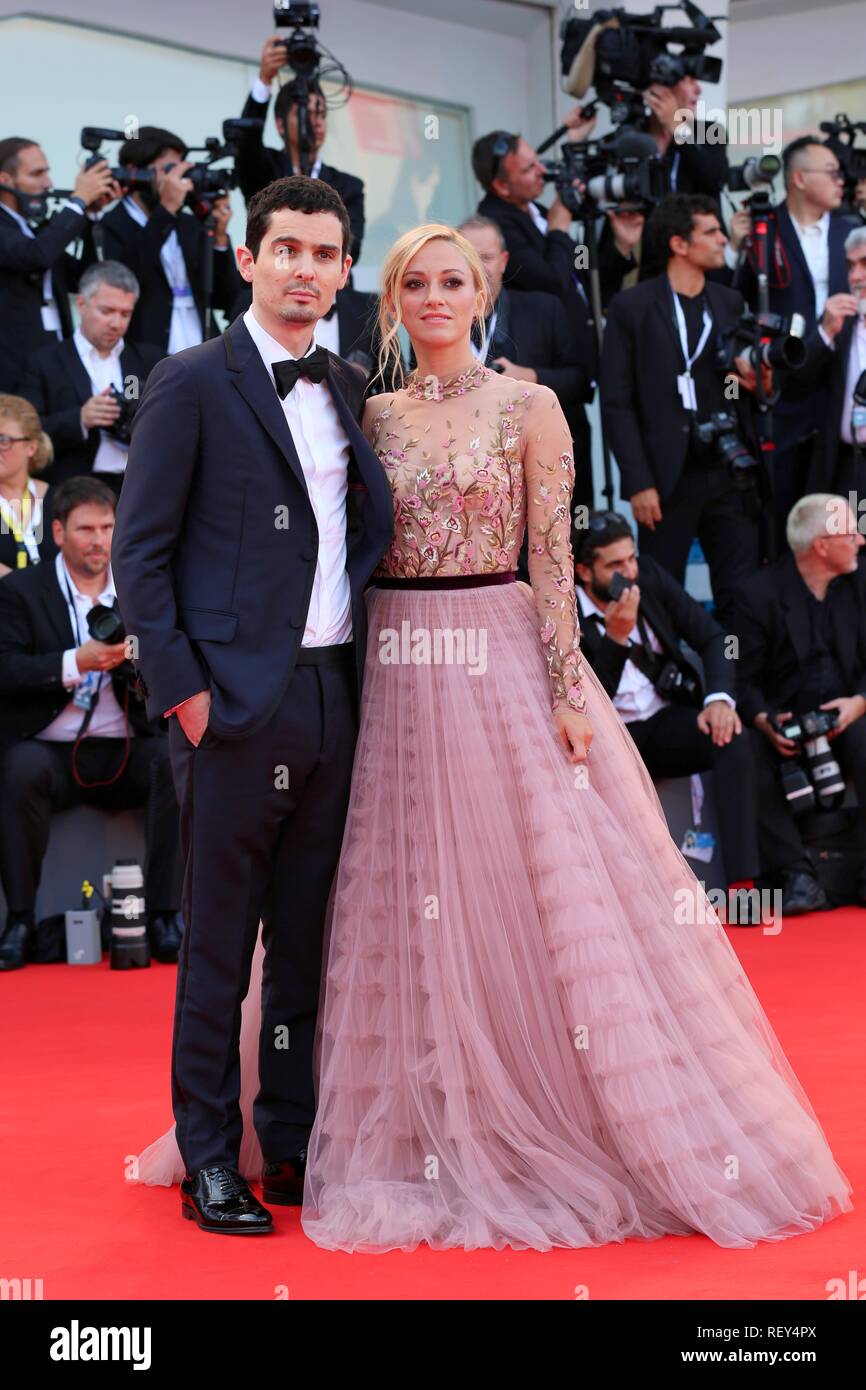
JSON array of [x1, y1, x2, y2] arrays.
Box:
[[554, 709, 593, 764]]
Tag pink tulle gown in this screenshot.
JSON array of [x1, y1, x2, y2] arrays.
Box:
[[129, 363, 853, 1252]]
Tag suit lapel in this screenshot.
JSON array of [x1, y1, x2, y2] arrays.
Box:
[[777, 204, 814, 313], [41, 560, 76, 648], [325, 353, 393, 521], [652, 274, 684, 363], [829, 214, 851, 296], [223, 317, 311, 499], [779, 552, 813, 667], [59, 338, 94, 402]]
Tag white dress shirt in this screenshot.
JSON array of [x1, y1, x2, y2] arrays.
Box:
[[314, 305, 341, 354], [790, 209, 831, 318], [122, 197, 204, 355], [36, 554, 132, 742], [243, 306, 352, 645], [73, 328, 129, 474], [576, 585, 735, 723]]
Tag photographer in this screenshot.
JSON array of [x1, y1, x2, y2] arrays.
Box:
[[235, 36, 364, 263], [0, 137, 118, 393], [459, 214, 596, 507], [472, 124, 599, 335], [734, 136, 853, 540], [100, 127, 240, 355], [601, 194, 764, 631], [0, 477, 182, 970], [19, 262, 162, 496], [783, 226, 866, 500], [574, 511, 760, 917], [645, 74, 728, 201], [731, 494, 866, 915]]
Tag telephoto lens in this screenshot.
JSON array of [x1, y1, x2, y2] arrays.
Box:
[[108, 859, 150, 969]]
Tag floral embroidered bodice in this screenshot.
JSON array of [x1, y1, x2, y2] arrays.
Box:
[[362, 362, 587, 714]]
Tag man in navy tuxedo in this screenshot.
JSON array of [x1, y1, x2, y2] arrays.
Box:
[[112, 176, 393, 1235]]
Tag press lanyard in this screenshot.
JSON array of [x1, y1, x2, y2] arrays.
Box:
[[0, 480, 41, 567], [61, 564, 104, 712], [672, 290, 712, 412]]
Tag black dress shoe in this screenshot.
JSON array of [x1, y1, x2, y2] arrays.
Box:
[[181, 1166, 273, 1234], [0, 919, 33, 971], [147, 913, 184, 964], [261, 1149, 307, 1205], [781, 870, 830, 917]]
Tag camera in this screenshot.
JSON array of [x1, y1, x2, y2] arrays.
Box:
[[727, 154, 780, 209], [773, 709, 845, 814], [273, 1, 322, 78], [162, 119, 258, 219], [689, 411, 760, 486], [100, 384, 138, 446], [86, 602, 125, 646], [716, 307, 807, 375], [655, 659, 700, 705], [560, 2, 724, 132], [820, 114, 866, 211], [80, 128, 155, 194], [543, 128, 667, 215]]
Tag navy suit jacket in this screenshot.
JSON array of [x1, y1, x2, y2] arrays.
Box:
[[111, 314, 394, 739]]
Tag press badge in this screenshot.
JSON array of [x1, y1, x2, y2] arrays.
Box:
[[677, 372, 698, 411], [73, 672, 99, 711], [681, 829, 716, 863]]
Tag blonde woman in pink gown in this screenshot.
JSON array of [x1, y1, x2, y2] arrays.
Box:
[[130, 224, 853, 1253]]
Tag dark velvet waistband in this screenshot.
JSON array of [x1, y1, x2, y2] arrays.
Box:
[[374, 572, 517, 590]]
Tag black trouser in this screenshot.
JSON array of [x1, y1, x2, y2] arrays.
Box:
[[626, 703, 760, 883], [0, 734, 180, 916], [167, 651, 358, 1176], [638, 463, 761, 634], [749, 719, 866, 878]]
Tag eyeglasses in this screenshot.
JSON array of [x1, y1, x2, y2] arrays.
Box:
[[801, 166, 845, 181], [585, 511, 626, 531], [0, 434, 31, 451]]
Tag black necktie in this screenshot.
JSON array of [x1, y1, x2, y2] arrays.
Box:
[[273, 346, 331, 399]]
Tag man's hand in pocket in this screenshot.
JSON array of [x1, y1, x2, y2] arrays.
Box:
[[176, 690, 212, 747]]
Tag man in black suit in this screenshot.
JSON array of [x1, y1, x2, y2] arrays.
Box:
[[100, 127, 241, 355], [734, 136, 854, 539], [19, 260, 162, 495], [472, 128, 597, 341], [0, 477, 182, 970], [0, 137, 118, 392], [111, 176, 393, 1235], [785, 225, 866, 499], [459, 213, 596, 508], [731, 493, 866, 915], [235, 35, 364, 264], [601, 194, 764, 632], [574, 511, 760, 919]]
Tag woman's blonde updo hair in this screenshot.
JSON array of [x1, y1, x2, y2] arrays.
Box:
[[373, 223, 491, 394], [0, 394, 54, 473]]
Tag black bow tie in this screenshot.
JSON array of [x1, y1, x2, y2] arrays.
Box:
[[273, 346, 331, 398]]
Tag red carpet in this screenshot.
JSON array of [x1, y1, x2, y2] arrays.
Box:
[[2, 909, 862, 1301]]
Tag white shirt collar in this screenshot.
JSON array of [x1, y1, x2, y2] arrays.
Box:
[[73, 326, 124, 365], [122, 196, 148, 227], [791, 208, 830, 239], [243, 306, 318, 381], [576, 584, 606, 618], [56, 551, 116, 606]]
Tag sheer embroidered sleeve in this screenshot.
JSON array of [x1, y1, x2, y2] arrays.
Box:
[[522, 385, 588, 716]]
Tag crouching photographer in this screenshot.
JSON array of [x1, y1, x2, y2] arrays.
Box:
[[0, 477, 182, 969], [731, 494, 866, 915], [574, 511, 761, 921]]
